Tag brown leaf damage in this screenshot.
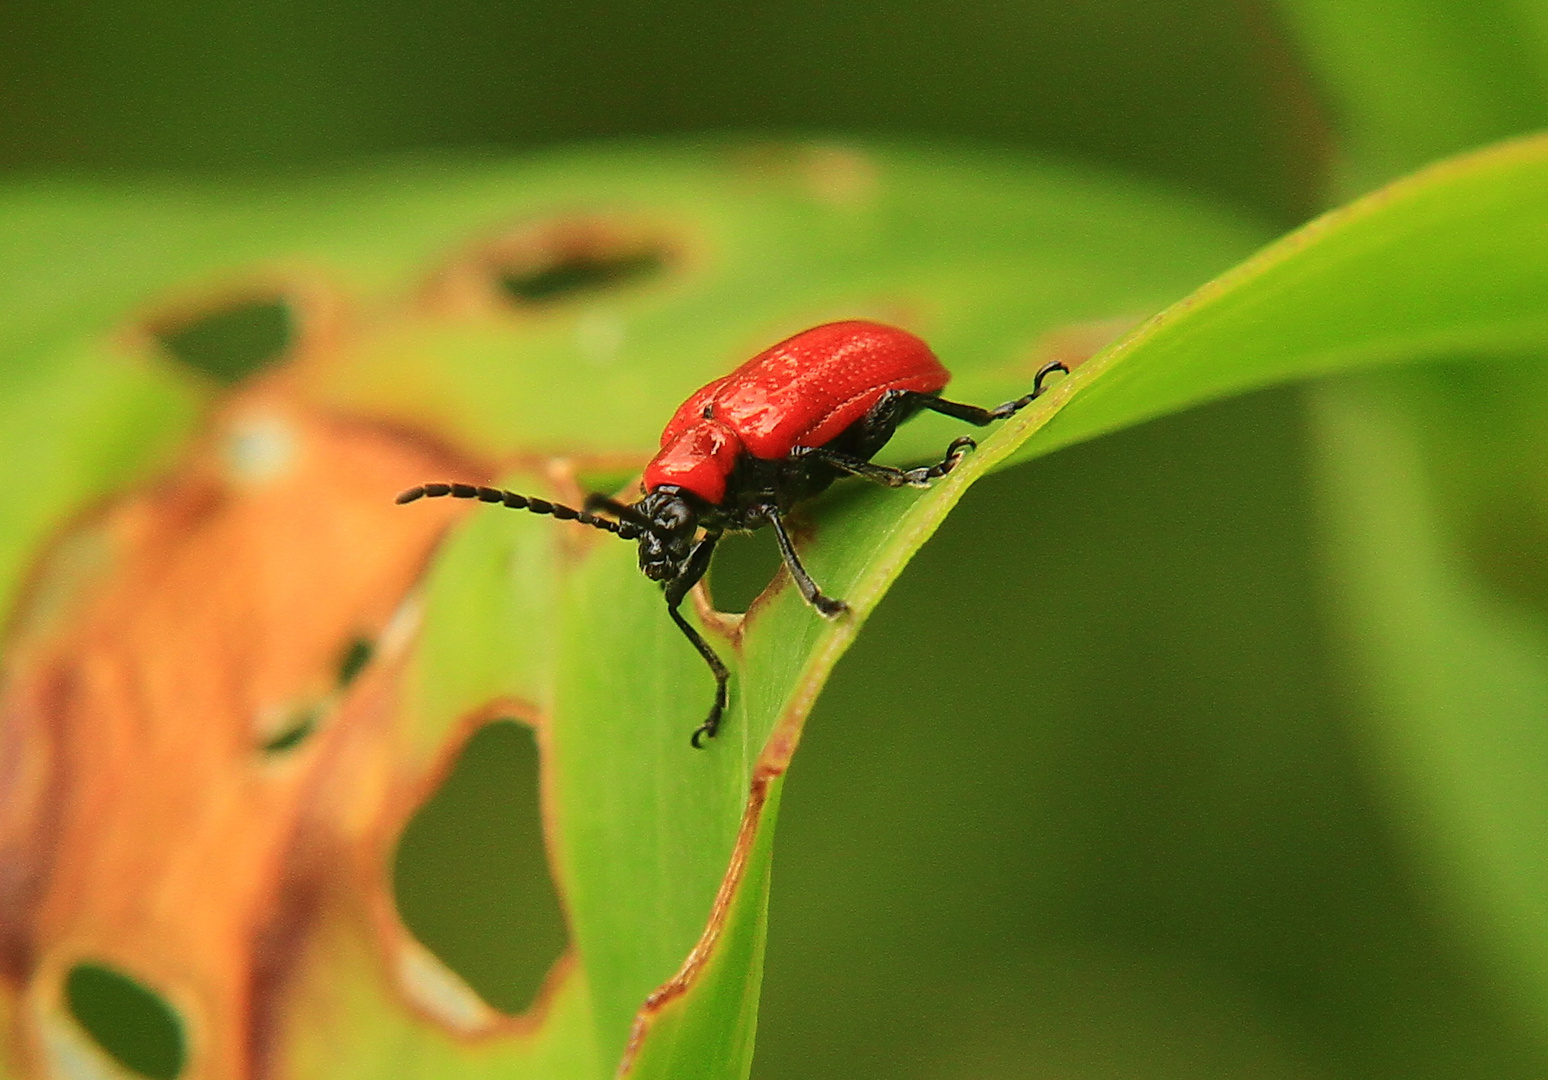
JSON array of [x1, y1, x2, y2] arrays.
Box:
[[0, 387, 476, 1080]]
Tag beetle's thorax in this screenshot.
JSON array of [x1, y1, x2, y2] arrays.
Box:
[[642, 419, 743, 507], [632, 487, 701, 581]]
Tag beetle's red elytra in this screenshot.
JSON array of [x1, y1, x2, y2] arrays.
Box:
[[645, 322, 950, 503], [398, 320, 1067, 747]]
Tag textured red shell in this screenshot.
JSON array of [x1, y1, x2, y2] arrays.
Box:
[[643, 321, 950, 504], [640, 420, 744, 505]]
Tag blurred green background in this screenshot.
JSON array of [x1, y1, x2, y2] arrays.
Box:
[[0, 0, 1321, 221], [7, 2, 1547, 1078]]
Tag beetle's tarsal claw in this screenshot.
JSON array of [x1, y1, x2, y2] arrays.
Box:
[[815, 595, 849, 619], [691, 698, 724, 747], [1032, 359, 1070, 397], [903, 434, 977, 487]]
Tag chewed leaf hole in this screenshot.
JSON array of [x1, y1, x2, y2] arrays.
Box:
[[497, 246, 665, 305], [393, 720, 566, 1015], [65, 963, 186, 1079], [336, 636, 374, 688], [260, 705, 319, 754], [710, 528, 784, 613], [153, 298, 293, 384]]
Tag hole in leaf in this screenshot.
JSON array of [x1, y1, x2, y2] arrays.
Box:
[[65, 963, 186, 1079], [259, 705, 320, 754], [153, 299, 293, 385], [497, 247, 664, 305], [710, 528, 784, 613], [258, 637, 374, 755], [336, 636, 374, 688], [393, 720, 566, 1015]]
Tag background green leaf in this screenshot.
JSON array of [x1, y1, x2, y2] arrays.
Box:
[[8, 1, 1548, 1077], [599, 133, 1548, 1074], [0, 143, 1265, 1079], [758, 129, 1548, 1078], [1276, 0, 1548, 195], [6, 133, 1548, 1080], [1273, 0, 1548, 1054]]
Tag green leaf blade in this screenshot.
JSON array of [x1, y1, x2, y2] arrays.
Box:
[[15, 132, 1548, 1079], [1016, 132, 1548, 464]]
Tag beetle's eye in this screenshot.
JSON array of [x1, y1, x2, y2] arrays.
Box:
[[662, 502, 693, 533]]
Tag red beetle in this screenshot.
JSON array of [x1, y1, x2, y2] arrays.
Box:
[[399, 320, 1066, 746]]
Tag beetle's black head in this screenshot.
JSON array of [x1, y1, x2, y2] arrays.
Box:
[[633, 487, 700, 581]]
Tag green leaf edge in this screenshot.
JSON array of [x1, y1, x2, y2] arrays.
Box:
[[618, 128, 1548, 1074]]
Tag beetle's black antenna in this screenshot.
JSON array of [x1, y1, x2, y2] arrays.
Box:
[[583, 493, 663, 535], [397, 483, 643, 539]]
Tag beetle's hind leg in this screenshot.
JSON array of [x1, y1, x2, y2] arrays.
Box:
[[761, 504, 848, 618], [913, 359, 1070, 425]]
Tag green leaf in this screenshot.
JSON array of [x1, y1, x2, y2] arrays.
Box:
[[361, 146, 1267, 1075], [1274, 0, 1548, 193], [0, 142, 1262, 1080], [1014, 133, 1548, 464], [612, 132, 1548, 1074], [0, 336, 198, 624], [5, 131, 1546, 1079], [1309, 368, 1548, 1034], [1275, 0, 1548, 1047]]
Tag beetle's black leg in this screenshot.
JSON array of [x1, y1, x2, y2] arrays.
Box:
[[794, 436, 977, 489], [663, 530, 721, 607], [660, 531, 731, 748], [670, 606, 730, 749], [761, 504, 848, 618], [902, 435, 977, 484], [790, 446, 915, 487], [910, 360, 1071, 426]]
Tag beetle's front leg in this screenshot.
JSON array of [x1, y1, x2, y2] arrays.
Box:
[[661, 531, 732, 747], [662, 530, 720, 608]]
